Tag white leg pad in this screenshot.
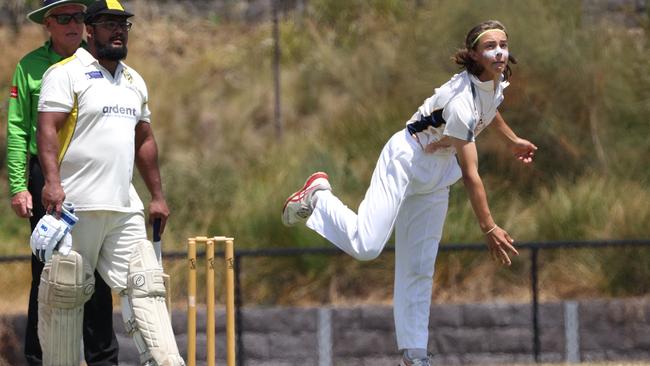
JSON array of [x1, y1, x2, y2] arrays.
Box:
[[121, 240, 185, 366], [38, 250, 95, 366]]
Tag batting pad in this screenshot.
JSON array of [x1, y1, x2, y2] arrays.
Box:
[[122, 240, 185, 366], [38, 250, 95, 366]]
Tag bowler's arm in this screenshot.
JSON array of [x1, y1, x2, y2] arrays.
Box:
[[450, 137, 518, 265]]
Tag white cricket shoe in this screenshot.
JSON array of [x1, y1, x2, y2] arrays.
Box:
[[282, 172, 331, 226], [399, 353, 432, 366]]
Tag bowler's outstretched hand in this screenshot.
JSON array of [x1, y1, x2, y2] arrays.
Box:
[[485, 226, 519, 266]]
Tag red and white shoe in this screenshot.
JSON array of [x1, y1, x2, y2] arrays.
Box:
[[282, 172, 331, 226]]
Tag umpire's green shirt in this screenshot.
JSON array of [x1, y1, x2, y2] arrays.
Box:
[[6, 39, 82, 195]]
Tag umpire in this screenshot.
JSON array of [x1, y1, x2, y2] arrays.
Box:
[[6, 0, 119, 364]]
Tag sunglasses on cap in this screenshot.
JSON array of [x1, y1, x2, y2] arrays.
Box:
[[48, 12, 85, 25]]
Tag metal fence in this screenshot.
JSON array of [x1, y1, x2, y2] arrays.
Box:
[[2, 239, 649, 364]]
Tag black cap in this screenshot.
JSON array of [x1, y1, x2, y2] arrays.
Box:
[[84, 0, 133, 24]]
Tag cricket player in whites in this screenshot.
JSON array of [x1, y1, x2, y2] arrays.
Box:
[[33, 0, 184, 364], [283, 20, 537, 365], [7, 0, 120, 364]]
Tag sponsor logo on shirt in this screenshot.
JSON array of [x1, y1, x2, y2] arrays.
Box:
[[102, 104, 137, 118], [10, 86, 18, 98], [122, 69, 133, 84], [85, 71, 104, 79]]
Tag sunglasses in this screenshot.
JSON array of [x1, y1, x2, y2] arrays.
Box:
[[48, 12, 85, 25]]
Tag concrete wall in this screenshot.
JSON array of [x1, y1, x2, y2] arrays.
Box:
[[1, 298, 649, 365]]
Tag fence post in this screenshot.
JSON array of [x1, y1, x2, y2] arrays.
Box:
[[564, 301, 580, 363], [531, 247, 541, 363], [318, 307, 333, 366]]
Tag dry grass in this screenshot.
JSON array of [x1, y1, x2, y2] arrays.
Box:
[[0, 262, 31, 314]]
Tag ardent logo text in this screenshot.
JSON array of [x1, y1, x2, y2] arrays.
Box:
[[102, 104, 137, 117]]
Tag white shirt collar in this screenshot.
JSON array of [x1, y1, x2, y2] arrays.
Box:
[[75, 47, 124, 75], [468, 72, 510, 92], [75, 47, 97, 66]]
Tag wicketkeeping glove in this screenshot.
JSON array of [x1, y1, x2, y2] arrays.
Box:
[[30, 203, 78, 262]]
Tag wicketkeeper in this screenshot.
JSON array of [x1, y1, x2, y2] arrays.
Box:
[[33, 0, 184, 365]]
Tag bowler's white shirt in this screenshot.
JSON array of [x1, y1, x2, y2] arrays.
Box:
[[39, 48, 150, 212], [406, 71, 509, 152]]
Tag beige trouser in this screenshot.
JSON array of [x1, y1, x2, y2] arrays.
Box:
[[71, 210, 147, 291]]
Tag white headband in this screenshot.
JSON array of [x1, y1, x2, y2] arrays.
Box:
[[471, 29, 507, 48]]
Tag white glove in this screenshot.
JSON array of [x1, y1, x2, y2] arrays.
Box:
[[30, 202, 79, 262], [58, 232, 72, 256], [30, 215, 66, 262]]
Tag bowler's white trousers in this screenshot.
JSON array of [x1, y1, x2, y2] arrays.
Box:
[[307, 129, 462, 350]]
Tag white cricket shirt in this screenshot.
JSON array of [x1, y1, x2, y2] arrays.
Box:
[[405, 71, 509, 152], [38, 48, 150, 212]]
